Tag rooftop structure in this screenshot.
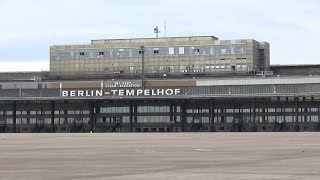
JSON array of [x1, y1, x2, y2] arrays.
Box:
[[50, 36, 270, 78]]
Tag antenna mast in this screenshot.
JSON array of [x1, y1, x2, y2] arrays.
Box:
[[153, 26, 160, 38]]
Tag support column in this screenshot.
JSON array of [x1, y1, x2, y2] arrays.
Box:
[[294, 97, 300, 132], [252, 98, 257, 132], [134, 104, 138, 132], [210, 99, 214, 132], [170, 101, 174, 132], [180, 102, 186, 132], [51, 101, 55, 133], [129, 102, 133, 132], [13, 101, 17, 133], [89, 100, 95, 132]]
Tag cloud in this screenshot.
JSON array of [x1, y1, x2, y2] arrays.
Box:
[[0, 60, 49, 72], [0, 0, 320, 68]]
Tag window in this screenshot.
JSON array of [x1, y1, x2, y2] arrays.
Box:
[[179, 47, 184, 54], [80, 52, 85, 56], [153, 48, 159, 54], [99, 52, 104, 56], [169, 47, 174, 55], [194, 49, 200, 54]]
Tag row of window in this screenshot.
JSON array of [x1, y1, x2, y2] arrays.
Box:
[[55, 44, 247, 60], [1, 107, 320, 116], [100, 107, 130, 113], [137, 106, 171, 113], [2, 115, 319, 124], [1, 110, 91, 115], [137, 116, 171, 123], [214, 116, 320, 123]]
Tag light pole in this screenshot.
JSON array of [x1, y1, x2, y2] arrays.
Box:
[[139, 46, 145, 89]]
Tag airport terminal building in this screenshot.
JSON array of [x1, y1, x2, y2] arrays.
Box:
[[1, 36, 320, 133]]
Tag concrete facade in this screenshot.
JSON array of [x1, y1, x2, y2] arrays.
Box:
[[50, 36, 270, 78]]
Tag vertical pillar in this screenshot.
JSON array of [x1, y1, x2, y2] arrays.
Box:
[[294, 97, 300, 132], [51, 101, 55, 133], [252, 98, 257, 132], [134, 104, 138, 132], [89, 100, 95, 132], [170, 101, 174, 132], [180, 102, 186, 132], [13, 101, 17, 133], [129, 102, 133, 132], [210, 99, 214, 132]]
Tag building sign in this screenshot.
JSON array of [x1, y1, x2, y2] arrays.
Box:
[[61, 88, 181, 97], [104, 81, 141, 88]]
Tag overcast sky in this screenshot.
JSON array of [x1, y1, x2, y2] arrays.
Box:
[[0, 0, 319, 71]]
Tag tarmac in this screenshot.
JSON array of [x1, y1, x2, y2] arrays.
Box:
[[0, 133, 320, 180]]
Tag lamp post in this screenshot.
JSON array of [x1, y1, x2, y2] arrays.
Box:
[[139, 46, 145, 89]]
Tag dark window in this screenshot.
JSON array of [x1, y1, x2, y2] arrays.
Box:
[[231, 66, 236, 71], [99, 52, 104, 55], [153, 50, 159, 54], [80, 52, 85, 56]]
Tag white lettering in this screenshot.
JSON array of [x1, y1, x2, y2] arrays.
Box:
[[126, 90, 135, 96], [175, 89, 181, 95], [111, 90, 118, 95], [119, 90, 124, 96], [157, 89, 164, 96], [137, 89, 143, 95], [151, 89, 157, 96], [61, 88, 181, 97], [96, 90, 103, 96], [70, 91, 76, 97], [165, 89, 174, 95], [78, 90, 84, 96], [84, 90, 89, 96], [62, 91, 68, 96], [144, 89, 150, 96]]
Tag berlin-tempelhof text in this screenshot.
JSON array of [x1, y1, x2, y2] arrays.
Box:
[[61, 88, 181, 97]]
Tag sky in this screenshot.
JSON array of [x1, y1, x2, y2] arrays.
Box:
[[0, 0, 319, 71]]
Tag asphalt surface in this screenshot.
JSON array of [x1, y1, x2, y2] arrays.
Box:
[[0, 133, 320, 180]]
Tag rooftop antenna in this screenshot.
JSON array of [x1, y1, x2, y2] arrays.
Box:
[[154, 26, 160, 38]]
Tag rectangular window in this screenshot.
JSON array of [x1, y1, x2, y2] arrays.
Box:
[[179, 47, 184, 54], [80, 52, 85, 56], [99, 52, 104, 56], [153, 48, 159, 54], [169, 47, 174, 55]]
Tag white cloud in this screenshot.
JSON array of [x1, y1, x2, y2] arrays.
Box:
[[0, 0, 320, 66], [0, 60, 49, 72]]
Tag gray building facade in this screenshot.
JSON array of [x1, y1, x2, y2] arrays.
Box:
[[2, 35, 320, 133], [50, 36, 270, 78]]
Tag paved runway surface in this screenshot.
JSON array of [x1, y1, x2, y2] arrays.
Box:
[[0, 133, 320, 180]]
